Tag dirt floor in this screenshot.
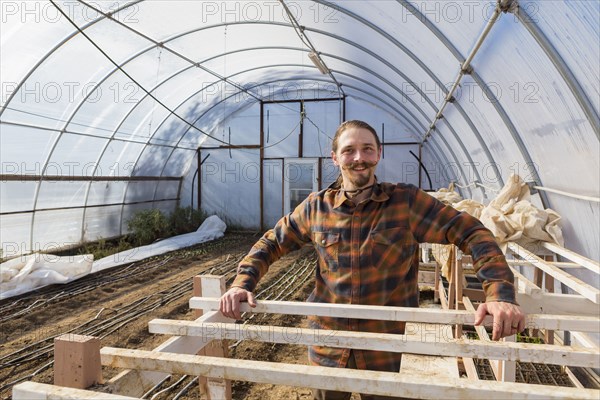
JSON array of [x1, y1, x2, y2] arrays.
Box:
[[0, 232, 328, 400], [0, 232, 585, 399]]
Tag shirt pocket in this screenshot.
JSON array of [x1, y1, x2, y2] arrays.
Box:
[[369, 227, 417, 273], [312, 231, 340, 272]]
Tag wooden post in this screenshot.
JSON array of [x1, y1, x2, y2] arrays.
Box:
[[499, 334, 516, 382], [194, 275, 232, 400], [54, 334, 102, 389], [543, 255, 556, 344], [434, 260, 440, 303], [454, 252, 464, 338]]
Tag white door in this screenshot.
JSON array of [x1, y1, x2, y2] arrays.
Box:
[[283, 158, 318, 214]]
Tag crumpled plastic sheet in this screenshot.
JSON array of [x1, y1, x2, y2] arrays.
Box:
[[0, 215, 227, 300]]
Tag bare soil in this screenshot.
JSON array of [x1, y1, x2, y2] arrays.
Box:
[[0, 232, 322, 399]]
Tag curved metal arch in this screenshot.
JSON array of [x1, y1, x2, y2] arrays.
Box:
[[156, 75, 466, 199], [393, 0, 525, 188], [313, 0, 504, 186], [118, 76, 414, 229], [21, 4, 488, 242], [0, 0, 144, 119], [515, 5, 599, 138], [8, 1, 144, 249], [429, 132, 473, 199], [471, 71, 549, 205], [24, 16, 484, 190], [427, 134, 469, 198], [169, 72, 424, 153]]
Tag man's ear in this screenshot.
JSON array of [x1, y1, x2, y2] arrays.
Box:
[[331, 150, 340, 166]]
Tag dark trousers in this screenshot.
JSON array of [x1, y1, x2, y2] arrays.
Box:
[[312, 352, 410, 400]]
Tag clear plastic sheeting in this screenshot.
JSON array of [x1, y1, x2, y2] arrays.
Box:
[[1, 0, 599, 262], [0, 215, 226, 300]]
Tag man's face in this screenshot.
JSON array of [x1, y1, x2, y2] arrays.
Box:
[[331, 127, 381, 190]]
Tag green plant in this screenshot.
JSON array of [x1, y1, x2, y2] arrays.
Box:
[[127, 208, 170, 246], [168, 206, 207, 236]]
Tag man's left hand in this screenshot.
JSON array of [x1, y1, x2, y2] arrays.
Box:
[[474, 301, 526, 341]]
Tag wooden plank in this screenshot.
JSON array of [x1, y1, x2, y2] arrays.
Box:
[[463, 297, 500, 380], [193, 275, 231, 400], [107, 276, 232, 397], [565, 367, 586, 389], [100, 347, 600, 400], [401, 323, 459, 379], [13, 381, 137, 400], [508, 260, 583, 269], [541, 242, 600, 275], [459, 333, 481, 381], [500, 334, 517, 382], [571, 332, 599, 350], [509, 266, 542, 296], [516, 291, 598, 316], [438, 277, 447, 309], [148, 320, 600, 368], [455, 254, 464, 337], [189, 297, 600, 333], [462, 288, 486, 302], [461, 355, 480, 381], [508, 243, 600, 303]]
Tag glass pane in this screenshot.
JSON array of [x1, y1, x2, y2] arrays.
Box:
[[303, 100, 341, 158], [263, 159, 283, 227], [286, 162, 314, 211], [263, 103, 301, 158]]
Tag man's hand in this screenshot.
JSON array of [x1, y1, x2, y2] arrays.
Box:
[[219, 287, 256, 320], [474, 301, 526, 341]]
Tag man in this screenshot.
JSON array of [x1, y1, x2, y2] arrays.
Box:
[[220, 120, 525, 400]]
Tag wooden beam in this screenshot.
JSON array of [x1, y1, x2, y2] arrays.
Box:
[[509, 266, 542, 296], [463, 297, 500, 380], [571, 332, 599, 350], [107, 276, 233, 397], [438, 278, 449, 309], [508, 243, 600, 303], [541, 242, 600, 275], [54, 334, 102, 389], [508, 260, 583, 269], [516, 291, 598, 316], [500, 334, 517, 382], [100, 347, 600, 400], [193, 276, 231, 400], [13, 382, 137, 399], [400, 323, 459, 380], [148, 320, 600, 368], [189, 297, 600, 333]]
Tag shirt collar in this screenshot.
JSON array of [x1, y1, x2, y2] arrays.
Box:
[[329, 179, 389, 209]]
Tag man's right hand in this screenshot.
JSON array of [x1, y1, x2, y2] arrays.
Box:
[[219, 287, 257, 320]]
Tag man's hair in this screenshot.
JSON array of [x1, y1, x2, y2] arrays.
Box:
[[331, 120, 381, 153]]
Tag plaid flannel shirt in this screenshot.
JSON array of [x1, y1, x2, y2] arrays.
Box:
[[231, 182, 516, 372]]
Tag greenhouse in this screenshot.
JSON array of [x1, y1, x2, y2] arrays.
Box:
[[0, 0, 599, 399]]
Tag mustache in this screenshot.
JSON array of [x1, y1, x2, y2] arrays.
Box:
[[344, 161, 377, 170]]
